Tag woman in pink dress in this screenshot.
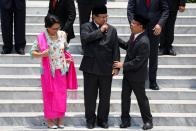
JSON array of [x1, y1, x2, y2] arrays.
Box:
[[30, 14, 78, 129]]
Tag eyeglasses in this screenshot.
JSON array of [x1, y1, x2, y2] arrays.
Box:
[[50, 26, 60, 31], [131, 20, 141, 25]]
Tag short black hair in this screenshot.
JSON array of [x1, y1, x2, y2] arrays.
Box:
[[44, 14, 60, 28], [134, 14, 149, 29]]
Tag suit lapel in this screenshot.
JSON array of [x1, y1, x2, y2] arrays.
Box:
[[134, 32, 145, 43], [128, 32, 144, 55], [128, 37, 135, 50], [132, 32, 146, 49], [91, 22, 99, 30]]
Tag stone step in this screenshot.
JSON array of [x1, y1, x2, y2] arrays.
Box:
[[0, 1, 195, 129], [0, 112, 195, 126], [4, 42, 196, 54], [1, 33, 196, 44], [26, 2, 129, 15], [0, 75, 196, 88], [26, 15, 196, 25], [2, 23, 196, 34], [25, 2, 196, 16], [1, 64, 196, 76], [1, 126, 196, 131], [0, 87, 196, 100], [1, 54, 196, 65], [176, 16, 196, 25], [69, 44, 196, 54], [0, 99, 195, 113]]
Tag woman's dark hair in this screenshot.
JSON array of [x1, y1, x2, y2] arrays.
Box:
[[44, 14, 60, 28]]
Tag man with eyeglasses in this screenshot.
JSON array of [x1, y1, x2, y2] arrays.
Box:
[[79, 5, 120, 129], [113, 14, 153, 130]]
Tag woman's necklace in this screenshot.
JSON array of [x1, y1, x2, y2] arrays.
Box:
[[49, 34, 58, 41]]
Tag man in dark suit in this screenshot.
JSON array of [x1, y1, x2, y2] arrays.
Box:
[[127, 0, 169, 90], [76, 0, 107, 25], [79, 5, 120, 129], [159, 0, 186, 56], [77, 0, 107, 54], [48, 0, 76, 43], [0, 0, 26, 54], [113, 14, 153, 130]]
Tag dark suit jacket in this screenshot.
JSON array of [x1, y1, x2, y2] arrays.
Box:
[[127, 0, 169, 27], [0, 0, 25, 10], [119, 32, 150, 82], [168, 0, 186, 11], [76, 0, 107, 5], [79, 22, 120, 76], [48, 0, 76, 41]]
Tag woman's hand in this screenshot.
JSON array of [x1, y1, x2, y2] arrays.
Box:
[[66, 58, 72, 63], [41, 49, 49, 57], [32, 49, 49, 58]]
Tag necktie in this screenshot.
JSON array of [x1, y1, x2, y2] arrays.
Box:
[[146, 0, 151, 8], [130, 34, 135, 43], [52, 0, 57, 9]]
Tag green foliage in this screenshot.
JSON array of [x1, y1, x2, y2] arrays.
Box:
[[187, 0, 196, 2]]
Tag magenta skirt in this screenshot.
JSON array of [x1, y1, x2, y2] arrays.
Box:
[[41, 69, 67, 119]]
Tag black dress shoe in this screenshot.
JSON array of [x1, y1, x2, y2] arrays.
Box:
[[97, 122, 109, 128], [158, 48, 166, 55], [1, 50, 12, 54], [149, 81, 159, 90], [16, 48, 25, 55], [167, 48, 176, 56], [142, 122, 153, 130], [86, 122, 95, 129], [120, 121, 131, 128]]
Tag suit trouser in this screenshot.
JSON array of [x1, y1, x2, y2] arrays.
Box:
[[77, 3, 94, 25], [121, 76, 152, 123], [147, 23, 160, 82], [1, 4, 26, 51], [160, 11, 178, 50], [83, 72, 112, 123], [66, 37, 71, 44], [77, 2, 106, 25], [77, 3, 93, 54]]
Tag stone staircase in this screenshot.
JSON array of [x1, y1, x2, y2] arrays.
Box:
[[0, 1, 196, 130]]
